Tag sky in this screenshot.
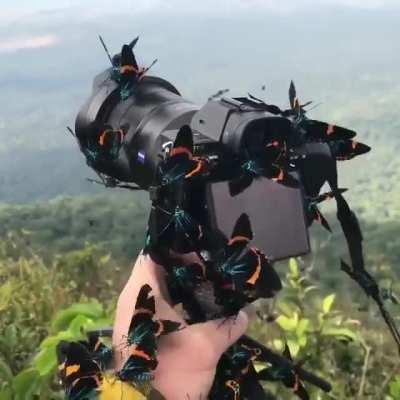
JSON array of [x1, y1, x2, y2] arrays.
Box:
[[2, 0, 400, 21], [1, 0, 399, 53]]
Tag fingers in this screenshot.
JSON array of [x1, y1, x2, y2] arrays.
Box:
[[154, 311, 249, 376], [199, 311, 249, 356], [112, 252, 185, 369]]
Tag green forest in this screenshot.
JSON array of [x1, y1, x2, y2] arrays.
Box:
[[1, 188, 400, 399]]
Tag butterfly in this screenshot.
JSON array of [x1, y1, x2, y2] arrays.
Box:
[[117, 284, 181, 384], [96, 125, 126, 160], [208, 214, 282, 316], [109, 44, 144, 100], [257, 344, 309, 400], [287, 81, 363, 148], [210, 343, 264, 400], [228, 155, 298, 197], [83, 332, 113, 371], [110, 43, 158, 100], [110, 36, 140, 67], [156, 125, 208, 188], [57, 340, 103, 400], [145, 125, 208, 254]]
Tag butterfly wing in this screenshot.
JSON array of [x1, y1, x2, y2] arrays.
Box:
[[57, 341, 103, 400]]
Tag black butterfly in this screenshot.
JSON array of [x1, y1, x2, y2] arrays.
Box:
[[83, 332, 113, 371], [257, 344, 309, 400], [145, 125, 208, 254], [209, 214, 282, 316], [117, 284, 181, 384], [210, 343, 264, 400], [57, 340, 103, 400], [111, 36, 140, 67], [228, 154, 298, 197]]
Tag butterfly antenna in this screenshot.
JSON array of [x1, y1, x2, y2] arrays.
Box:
[[98, 35, 114, 66], [141, 58, 158, 75], [66, 126, 76, 137], [306, 102, 323, 112]]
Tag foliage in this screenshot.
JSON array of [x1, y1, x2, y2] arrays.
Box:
[[0, 196, 399, 399], [0, 193, 149, 261], [0, 235, 122, 399], [0, 301, 111, 400], [248, 258, 398, 399]]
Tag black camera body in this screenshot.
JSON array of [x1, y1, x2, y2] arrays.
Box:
[[75, 69, 337, 260]]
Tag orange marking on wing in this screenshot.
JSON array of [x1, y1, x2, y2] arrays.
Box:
[[228, 235, 250, 246], [66, 364, 80, 377], [131, 348, 152, 361], [185, 160, 203, 178], [246, 249, 261, 285], [121, 65, 139, 74], [71, 374, 102, 388], [133, 308, 153, 316], [171, 146, 192, 158], [99, 131, 107, 146], [273, 169, 284, 182], [326, 124, 335, 136]]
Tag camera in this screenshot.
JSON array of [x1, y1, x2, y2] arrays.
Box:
[[74, 50, 362, 261]]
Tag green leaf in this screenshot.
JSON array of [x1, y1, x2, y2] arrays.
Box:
[[289, 258, 299, 278], [0, 387, 13, 400], [296, 318, 310, 336], [287, 340, 300, 358], [322, 294, 336, 314], [304, 285, 318, 295], [276, 314, 298, 331], [390, 376, 400, 398], [277, 301, 298, 316], [0, 281, 14, 312], [51, 301, 104, 332], [12, 368, 41, 400], [321, 326, 359, 342], [34, 345, 58, 377], [298, 334, 307, 348], [0, 357, 13, 384], [273, 339, 284, 351]]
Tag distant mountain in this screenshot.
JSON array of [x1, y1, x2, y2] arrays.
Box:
[[1, 8, 399, 204], [0, 147, 105, 203]]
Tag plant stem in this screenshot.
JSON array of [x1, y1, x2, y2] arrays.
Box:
[[357, 343, 371, 398]]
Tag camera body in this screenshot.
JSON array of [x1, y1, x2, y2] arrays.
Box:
[[75, 69, 335, 260]]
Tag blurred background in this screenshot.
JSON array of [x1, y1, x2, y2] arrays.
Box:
[[1, 1, 399, 398]]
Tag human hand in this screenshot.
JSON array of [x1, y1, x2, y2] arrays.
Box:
[[112, 251, 248, 400]]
